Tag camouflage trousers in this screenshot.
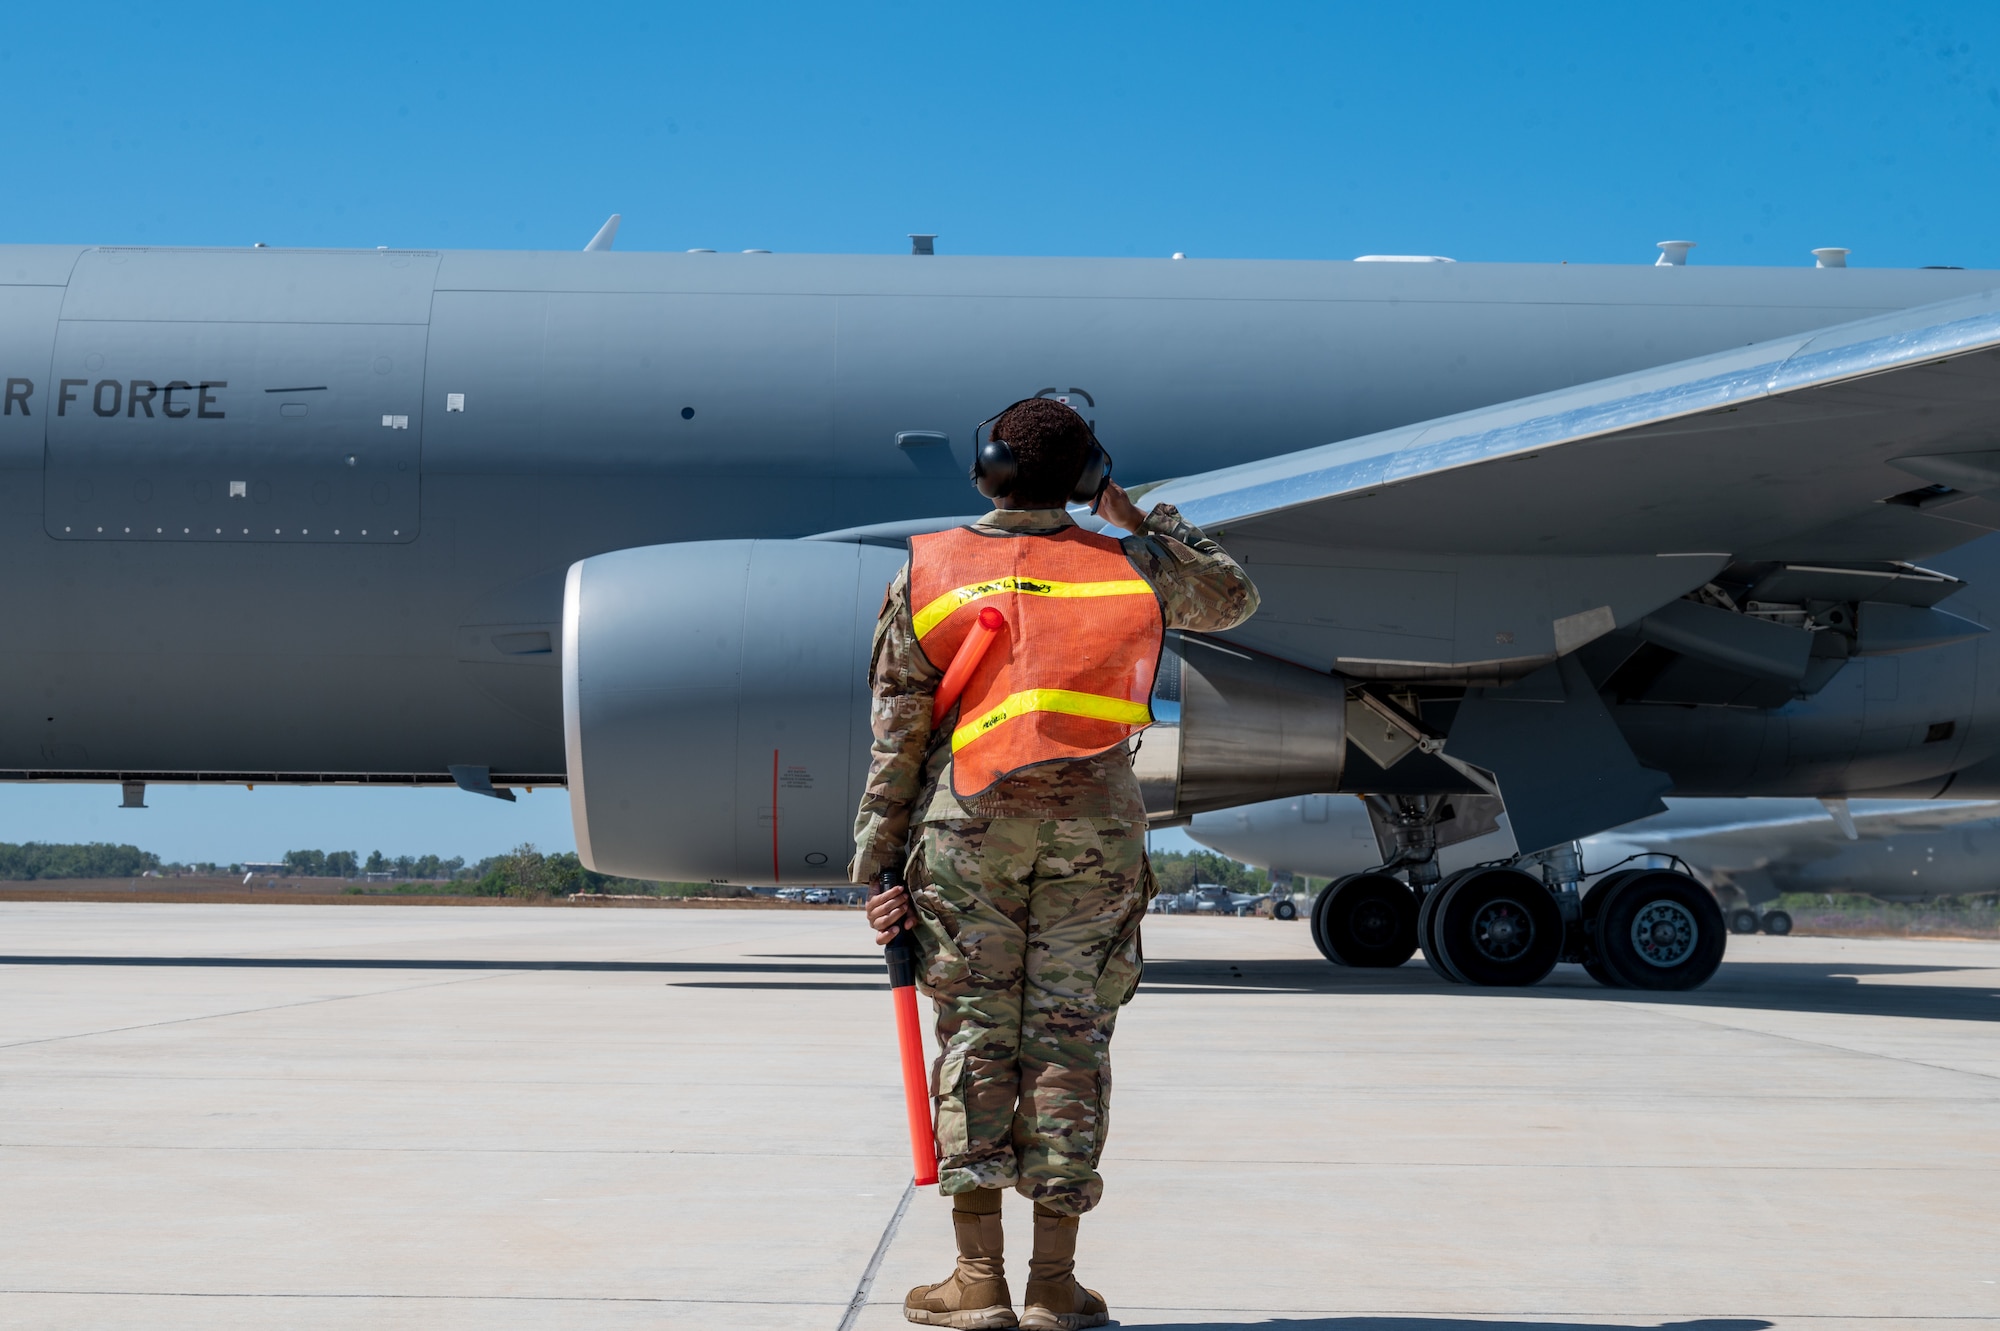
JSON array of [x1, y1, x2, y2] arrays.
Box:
[[907, 817, 1150, 1216]]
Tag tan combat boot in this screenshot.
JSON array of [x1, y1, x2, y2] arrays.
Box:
[[1018, 1204, 1109, 1331], [904, 1189, 1017, 1328]]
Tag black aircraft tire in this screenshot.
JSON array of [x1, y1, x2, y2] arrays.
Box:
[[1417, 876, 1465, 984], [1729, 908, 1762, 935], [1319, 873, 1419, 968], [1581, 954, 1626, 988], [1596, 870, 1727, 991], [1580, 870, 1639, 988], [1762, 909, 1793, 936], [1274, 898, 1298, 921], [1431, 867, 1564, 987], [1308, 884, 1340, 963]]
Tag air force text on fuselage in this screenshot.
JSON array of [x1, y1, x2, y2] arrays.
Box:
[[4, 377, 229, 420]]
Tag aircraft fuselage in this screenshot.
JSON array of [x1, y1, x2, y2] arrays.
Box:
[[1, 243, 1996, 784]]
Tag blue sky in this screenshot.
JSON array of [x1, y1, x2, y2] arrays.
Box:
[[2, 1, 1997, 863]]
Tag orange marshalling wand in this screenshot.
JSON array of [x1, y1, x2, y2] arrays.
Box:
[[880, 910, 939, 1187], [932, 605, 1007, 726]]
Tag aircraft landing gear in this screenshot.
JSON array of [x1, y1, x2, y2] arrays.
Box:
[[1729, 907, 1762, 935], [1313, 872, 1418, 967], [1583, 869, 1727, 990], [1424, 866, 1564, 986], [1309, 794, 1439, 970], [1761, 908, 1793, 935], [1273, 897, 1299, 921], [1416, 878, 1457, 983]]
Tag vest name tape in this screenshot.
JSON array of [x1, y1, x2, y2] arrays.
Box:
[[951, 688, 1155, 752], [913, 575, 1152, 641]]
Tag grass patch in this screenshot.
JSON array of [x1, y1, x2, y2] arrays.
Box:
[[1773, 892, 2000, 939]]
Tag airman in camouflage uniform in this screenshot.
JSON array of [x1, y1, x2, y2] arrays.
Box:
[[856, 397, 1256, 1331]]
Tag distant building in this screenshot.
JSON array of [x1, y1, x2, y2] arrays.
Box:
[[241, 861, 286, 875]]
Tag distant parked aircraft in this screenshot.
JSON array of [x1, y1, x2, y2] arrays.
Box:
[[1186, 794, 2000, 943]]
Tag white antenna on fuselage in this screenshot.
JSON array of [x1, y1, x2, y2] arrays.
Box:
[[584, 214, 622, 252]]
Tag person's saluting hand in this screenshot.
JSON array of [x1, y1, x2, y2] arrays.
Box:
[[1092, 480, 1147, 533]]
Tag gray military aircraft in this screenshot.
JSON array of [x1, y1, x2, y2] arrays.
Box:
[[8, 229, 2000, 992], [1184, 792, 2000, 951]]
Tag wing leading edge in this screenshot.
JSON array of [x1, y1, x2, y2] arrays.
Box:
[[1146, 285, 2000, 563]]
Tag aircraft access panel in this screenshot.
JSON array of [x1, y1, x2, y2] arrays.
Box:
[[43, 248, 436, 544]]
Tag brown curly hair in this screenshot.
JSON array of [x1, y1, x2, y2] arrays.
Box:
[[988, 397, 1095, 506]]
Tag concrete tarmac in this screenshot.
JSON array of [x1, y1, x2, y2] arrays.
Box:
[[0, 902, 1994, 1330]]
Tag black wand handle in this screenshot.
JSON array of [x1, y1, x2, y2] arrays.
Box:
[[878, 868, 917, 989]]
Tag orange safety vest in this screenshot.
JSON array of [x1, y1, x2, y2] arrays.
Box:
[[909, 525, 1165, 797]]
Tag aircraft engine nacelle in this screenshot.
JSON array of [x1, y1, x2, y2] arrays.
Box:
[[1135, 633, 1349, 822], [564, 539, 906, 884], [564, 539, 1351, 881]]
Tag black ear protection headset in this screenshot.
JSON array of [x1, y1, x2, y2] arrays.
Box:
[[970, 395, 1114, 507]]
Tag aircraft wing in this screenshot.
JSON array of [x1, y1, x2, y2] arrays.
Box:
[[1139, 288, 2000, 851], [1145, 285, 2000, 569]]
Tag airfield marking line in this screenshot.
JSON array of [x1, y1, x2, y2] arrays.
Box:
[[0, 1289, 838, 1306], [2, 1140, 1990, 1172], [839, 1178, 915, 1331], [1104, 1155, 1999, 1172], [8, 1294, 1986, 1321], [0, 1140, 897, 1160], [1103, 1306, 2000, 1322], [0, 969, 519, 1052], [5, 1293, 1989, 1323]]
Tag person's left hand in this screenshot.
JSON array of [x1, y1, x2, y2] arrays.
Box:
[[866, 881, 912, 945], [1092, 480, 1147, 533]]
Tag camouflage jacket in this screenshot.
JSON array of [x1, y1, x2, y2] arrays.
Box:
[[849, 502, 1260, 883]]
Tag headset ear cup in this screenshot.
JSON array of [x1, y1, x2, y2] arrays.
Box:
[[1070, 442, 1111, 504], [973, 438, 1018, 499]]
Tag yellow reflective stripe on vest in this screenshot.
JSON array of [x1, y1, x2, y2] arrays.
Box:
[[951, 688, 1154, 751], [912, 576, 1153, 641]]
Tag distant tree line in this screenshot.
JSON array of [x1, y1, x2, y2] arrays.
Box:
[[0, 840, 732, 897], [467, 844, 596, 897], [1148, 849, 1271, 895], [0, 841, 161, 880], [458, 844, 728, 898], [274, 843, 694, 898], [279, 849, 470, 879]]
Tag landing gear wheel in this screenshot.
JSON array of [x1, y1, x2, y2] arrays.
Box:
[[1315, 873, 1418, 968], [1308, 885, 1338, 962], [1581, 953, 1626, 988], [1417, 879, 1462, 983], [1729, 908, 1762, 935], [1273, 897, 1298, 921], [1594, 870, 1727, 991], [1579, 870, 1635, 988], [1761, 908, 1793, 936], [1430, 867, 1563, 987]]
